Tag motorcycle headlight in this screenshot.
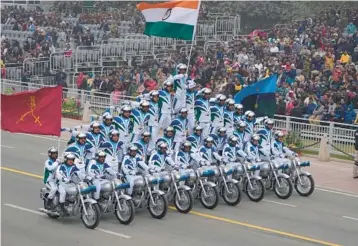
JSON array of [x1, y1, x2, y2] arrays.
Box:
[[224, 166, 233, 175], [79, 182, 88, 190]]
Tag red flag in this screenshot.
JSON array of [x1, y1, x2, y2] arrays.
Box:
[[1, 86, 62, 136]]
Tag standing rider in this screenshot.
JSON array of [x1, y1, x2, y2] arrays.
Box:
[[148, 90, 160, 146], [195, 88, 212, 139], [224, 99, 236, 136], [131, 100, 150, 142], [210, 95, 226, 134], [159, 80, 176, 131], [100, 112, 115, 138], [113, 105, 133, 150], [100, 129, 124, 173], [257, 118, 275, 152], [43, 147, 60, 208], [170, 108, 189, 153]]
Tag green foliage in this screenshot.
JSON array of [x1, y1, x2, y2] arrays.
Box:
[[284, 131, 303, 150]]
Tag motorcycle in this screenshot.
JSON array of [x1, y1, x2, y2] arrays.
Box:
[[259, 155, 293, 199], [129, 172, 168, 219], [95, 177, 135, 225], [39, 176, 101, 229], [214, 163, 242, 206], [158, 168, 194, 213], [187, 165, 220, 209], [233, 160, 265, 202], [288, 156, 315, 196]]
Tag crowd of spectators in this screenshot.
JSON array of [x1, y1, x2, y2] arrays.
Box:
[[2, 2, 358, 125]]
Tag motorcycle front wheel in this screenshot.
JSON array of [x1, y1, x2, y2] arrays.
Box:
[[199, 184, 219, 209], [174, 188, 193, 214], [294, 174, 315, 197], [80, 203, 101, 229], [147, 193, 168, 219], [246, 178, 265, 202], [115, 198, 135, 225], [221, 181, 242, 206], [273, 177, 293, 199]]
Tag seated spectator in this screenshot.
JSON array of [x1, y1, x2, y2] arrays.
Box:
[[309, 101, 325, 124], [344, 104, 357, 124], [304, 97, 316, 118], [333, 102, 345, 123]]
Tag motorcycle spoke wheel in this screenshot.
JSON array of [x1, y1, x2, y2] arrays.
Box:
[[115, 198, 135, 225], [147, 194, 168, 219], [294, 174, 315, 197], [221, 182, 242, 206], [80, 203, 101, 229], [273, 177, 293, 199], [174, 189, 193, 214], [246, 179, 265, 202], [199, 185, 219, 209]]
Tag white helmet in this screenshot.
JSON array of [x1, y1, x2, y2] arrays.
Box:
[[251, 134, 260, 142], [122, 105, 132, 112], [164, 79, 173, 87], [203, 88, 212, 94], [180, 108, 189, 114], [188, 80, 196, 89], [229, 135, 238, 143], [109, 129, 119, 138], [95, 150, 107, 159], [77, 132, 86, 139], [205, 136, 214, 144], [226, 99, 235, 105], [127, 144, 138, 152], [265, 118, 275, 126], [64, 152, 76, 161], [235, 104, 244, 110], [150, 90, 159, 97], [237, 121, 247, 128], [218, 95, 227, 101], [142, 131, 151, 137], [140, 100, 150, 107], [246, 111, 255, 118], [90, 121, 100, 129], [274, 131, 284, 139], [218, 127, 227, 134]]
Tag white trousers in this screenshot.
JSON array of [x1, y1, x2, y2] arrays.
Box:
[[93, 179, 110, 200], [58, 183, 76, 203], [47, 180, 58, 199]]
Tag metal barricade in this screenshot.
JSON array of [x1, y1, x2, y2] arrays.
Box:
[[3, 63, 23, 81], [196, 21, 216, 41], [101, 40, 126, 63], [204, 41, 225, 54], [23, 57, 50, 77], [124, 34, 153, 56], [152, 37, 176, 51], [50, 51, 75, 72], [75, 45, 102, 70], [215, 15, 241, 39]]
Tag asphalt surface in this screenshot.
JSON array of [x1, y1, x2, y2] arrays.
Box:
[[1, 131, 358, 246]]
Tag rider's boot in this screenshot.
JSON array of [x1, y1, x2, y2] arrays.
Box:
[[46, 198, 53, 209], [59, 203, 67, 216]]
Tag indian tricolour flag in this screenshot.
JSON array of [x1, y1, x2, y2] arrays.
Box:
[[137, 0, 200, 41]]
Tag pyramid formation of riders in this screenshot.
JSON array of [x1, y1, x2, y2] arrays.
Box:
[[40, 64, 314, 229]]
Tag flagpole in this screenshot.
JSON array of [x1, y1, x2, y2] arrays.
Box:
[[57, 137, 61, 153], [186, 0, 201, 75]]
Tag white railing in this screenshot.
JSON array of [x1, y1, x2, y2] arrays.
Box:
[[2, 79, 356, 157]]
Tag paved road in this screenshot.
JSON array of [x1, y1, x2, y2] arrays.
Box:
[[2, 131, 358, 246]]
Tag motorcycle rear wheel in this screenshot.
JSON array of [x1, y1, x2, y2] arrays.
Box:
[[221, 181, 242, 206], [246, 178, 265, 202], [294, 174, 315, 197], [273, 177, 293, 199], [174, 188, 193, 214], [147, 193, 168, 219], [199, 184, 219, 209], [115, 198, 135, 225], [80, 203, 101, 229]]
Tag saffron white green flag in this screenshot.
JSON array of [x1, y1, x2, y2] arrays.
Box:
[[137, 0, 200, 41]]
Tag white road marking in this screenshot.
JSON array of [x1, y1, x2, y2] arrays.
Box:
[[262, 199, 298, 208], [316, 187, 358, 198], [4, 203, 44, 216], [95, 228, 131, 239], [4, 203, 131, 239], [342, 216, 358, 221], [14, 133, 67, 143], [1, 145, 15, 149]]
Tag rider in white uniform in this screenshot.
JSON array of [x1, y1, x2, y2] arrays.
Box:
[[224, 99, 236, 136], [131, 100, 150, 142], [121, 144, 149, 195], [159, 80, 177, 131], [173, 64, 188, 113], [43, 147, 60, 207], [87, 150, 117, 201], [148, 90, 160, 146], [170, 108, 189, 153], [186, 80, 197, 135], [195, 88, 212, 139]]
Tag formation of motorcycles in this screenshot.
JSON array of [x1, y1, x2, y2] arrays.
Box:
[[39, 66, 315, 229]]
